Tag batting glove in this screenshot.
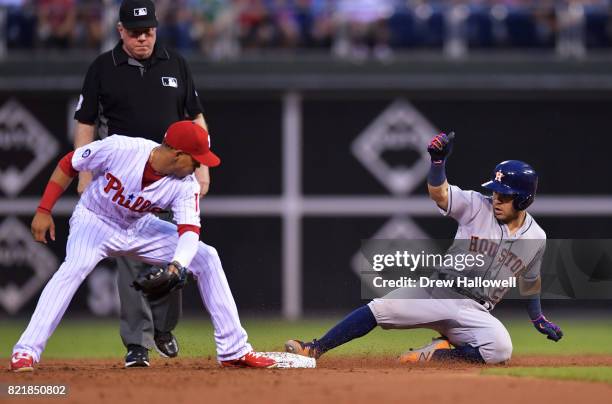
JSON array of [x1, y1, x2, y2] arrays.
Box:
[[532, 315, 564, 342], [427, 132, 455, 164]]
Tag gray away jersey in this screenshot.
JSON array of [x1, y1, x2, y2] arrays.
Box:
[[439, 184, 546, 306]]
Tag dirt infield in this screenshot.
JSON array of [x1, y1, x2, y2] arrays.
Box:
[[2, 356, 611, 404]]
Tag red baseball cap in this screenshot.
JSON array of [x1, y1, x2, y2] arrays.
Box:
[[164, 121, 221, 167]]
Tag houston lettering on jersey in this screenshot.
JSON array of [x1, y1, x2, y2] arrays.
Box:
[[468, 236, 527, 275], [104, 173, 164, 213]]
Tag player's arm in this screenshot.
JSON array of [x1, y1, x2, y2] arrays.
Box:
[[524, 290, 563, 342], [428, 181, 449, 211], [426, 132, 455, 211], [193, 113, 210, 198], [73, 121, 95, 194], [520, 245, 563, 342], [132, 222, 200, 295], [170, 183, 203, 270], [184, 48, 209, 199], [519, 276, 541, 296], [170, 226, 200, 273], [31, 152, 79, 244], [193, 113, 208, 131]]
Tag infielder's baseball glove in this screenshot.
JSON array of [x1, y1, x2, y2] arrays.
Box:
[[132, 261, 188, 299]]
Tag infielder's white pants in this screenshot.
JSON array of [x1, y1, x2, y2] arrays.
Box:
[[368, 287, 512, 364], [13, 205, 252, 362]]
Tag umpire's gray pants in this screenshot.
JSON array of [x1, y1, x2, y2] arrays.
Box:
[[117, 211, 182, 349]]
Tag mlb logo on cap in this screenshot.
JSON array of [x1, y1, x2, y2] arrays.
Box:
[[120, 0, 158, 29], [162, 77, 178, 88]]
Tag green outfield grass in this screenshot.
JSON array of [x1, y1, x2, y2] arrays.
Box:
[[1, 317, 611, 359], [483, 367, 612, 384]]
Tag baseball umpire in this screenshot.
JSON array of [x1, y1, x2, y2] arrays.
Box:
[[286, 132, 563, 364], [73, 0, 209, 367]]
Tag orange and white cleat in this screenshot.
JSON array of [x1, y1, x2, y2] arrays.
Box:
[[398, 337, 451, 363], [284, 339, 321, 359], [220, 351, 277, 369], [10, 352, 35, 372]]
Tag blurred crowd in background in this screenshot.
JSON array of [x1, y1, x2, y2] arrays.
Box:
[[1, 0, 611, 59]]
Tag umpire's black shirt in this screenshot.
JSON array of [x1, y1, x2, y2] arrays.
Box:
[[74, 40, 203, 141]]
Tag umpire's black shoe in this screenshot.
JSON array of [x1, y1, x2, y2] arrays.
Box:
[[154, 331, 179, 358], [125, 344, 150, 368]]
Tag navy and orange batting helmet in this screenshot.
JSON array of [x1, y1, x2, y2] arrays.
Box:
[[481, 160, 538, 211]]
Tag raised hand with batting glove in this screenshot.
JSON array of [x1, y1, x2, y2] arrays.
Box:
[[532, 315, 564, 342], [427, 131, 455, 164], [426, 131, 456, 210]]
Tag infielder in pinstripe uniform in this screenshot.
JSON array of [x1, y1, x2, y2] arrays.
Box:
[[9, 121, 276, 371]]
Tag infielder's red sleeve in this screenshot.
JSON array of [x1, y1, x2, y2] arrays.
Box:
[[37, 152, 78, 215], [177, 224, 200, 236], [37, 181, 64, 214], [58, 151, 78, 177]]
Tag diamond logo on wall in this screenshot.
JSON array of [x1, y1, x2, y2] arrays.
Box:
[[0, 99, 59, 196], [352, 99, 439, 195], [351, 216, 436, 296], [0, 217, 58, 314]]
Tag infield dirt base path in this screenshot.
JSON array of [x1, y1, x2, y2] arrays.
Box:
[[1, 356, 611, 404]]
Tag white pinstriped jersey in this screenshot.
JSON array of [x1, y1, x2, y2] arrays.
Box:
[[441, 184, 546, 305], [72, 135, 201, 228], [12, 137, 257, 364]]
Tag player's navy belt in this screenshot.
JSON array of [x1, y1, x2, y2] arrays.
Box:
[[436, 272, 494, 311], [452, 287, 493, 311]]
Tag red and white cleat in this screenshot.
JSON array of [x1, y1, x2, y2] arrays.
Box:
[[10, 352, 35, 372], [220, 351, 277, 369]]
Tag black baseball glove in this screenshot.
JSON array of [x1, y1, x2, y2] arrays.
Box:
[[132, 261, 188, 299]]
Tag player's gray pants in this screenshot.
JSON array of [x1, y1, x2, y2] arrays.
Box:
[[116, 257, 181, 349], [368, 287, 512, 364]]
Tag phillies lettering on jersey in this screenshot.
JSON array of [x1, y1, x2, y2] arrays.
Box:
[[72, 135, 200, 227], [103, 173, 164, 213], [441, 184, 546, 306]]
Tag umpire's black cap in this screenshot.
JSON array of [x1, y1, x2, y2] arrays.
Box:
[[119, 0, 158, 29]]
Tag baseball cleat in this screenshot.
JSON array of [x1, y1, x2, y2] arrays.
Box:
[[10, 352, 35, 372], [125, 344, 150, 368], [220, 351, 278, 368], [284, 339, 321, 359], [154, 331, 179, 358], [398, 337, 451, 363]]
